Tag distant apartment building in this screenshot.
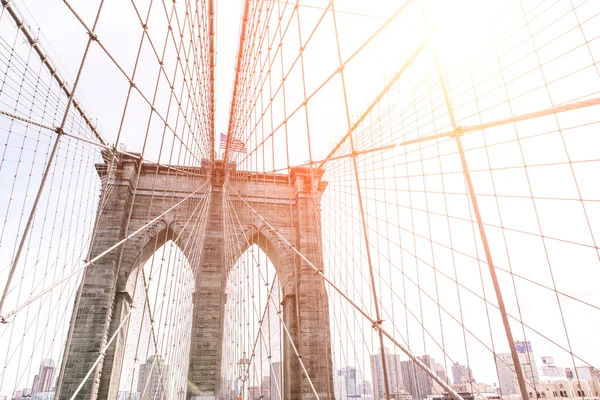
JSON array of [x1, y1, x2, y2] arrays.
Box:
[[117, 391, 141, 400], [336, 366, 364, 398], [496, 341, 539, 395], [452, 362, 475, 385], [371, 348, 404, 400], [565, 368, 574, 380], [261, 375, 271, 398], [32, 393, 54, 400], [435, 363, 449, 386], [269, 361, 283, 400], [574, 365, 600, 382], [401, 357, 434, 400], [13, 389, 31, 400], [451, 381, 497, 396], [137, 355, 171, 400], [362, 380, 373, 396], [31, 359, 55, 397], [247, 386, 261, 400], [539, 357, 564, 381]]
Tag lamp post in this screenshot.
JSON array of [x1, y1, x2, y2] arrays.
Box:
[[238, 352, 251, 398]]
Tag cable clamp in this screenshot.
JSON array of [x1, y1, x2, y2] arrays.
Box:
[[372, 319, 384, 330], [88, 31, 98, 41], [452, 126, 465, 138], [55, 127, 64, 135]]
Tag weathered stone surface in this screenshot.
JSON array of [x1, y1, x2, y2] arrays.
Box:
[[58, 156, 333, 400]]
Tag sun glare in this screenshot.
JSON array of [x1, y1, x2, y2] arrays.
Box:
[[423, 0, 503, 68]]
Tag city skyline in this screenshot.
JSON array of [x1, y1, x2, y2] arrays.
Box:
[[1, 0, 600, 398]]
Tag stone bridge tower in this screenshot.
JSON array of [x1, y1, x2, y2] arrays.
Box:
[[57, 153, 334, 400]]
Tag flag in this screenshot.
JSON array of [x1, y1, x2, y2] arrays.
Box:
[[219, 133, 246, 153]]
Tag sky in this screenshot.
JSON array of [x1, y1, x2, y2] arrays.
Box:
[[0, 0, 600, 398]]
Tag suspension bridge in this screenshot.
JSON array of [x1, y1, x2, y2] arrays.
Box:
[[0, 0, 599, 399]]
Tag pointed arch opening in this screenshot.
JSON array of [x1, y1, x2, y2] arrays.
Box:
[[117, 238, 195, 400], [220, 240, 286, 400]]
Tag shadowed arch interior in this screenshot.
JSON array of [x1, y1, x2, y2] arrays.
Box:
[[121, 222, 190, 297]]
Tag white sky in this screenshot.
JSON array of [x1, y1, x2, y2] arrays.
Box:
[[0, 0, 600, 398]]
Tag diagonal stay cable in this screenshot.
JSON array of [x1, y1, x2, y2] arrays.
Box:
[[0, 108, 209, 178], [0, 179, 211, 323], [223, 189, 320, 399], [0, 0, 106, 145], [225, 181, 463, 400], [67, 306, 134, 400]]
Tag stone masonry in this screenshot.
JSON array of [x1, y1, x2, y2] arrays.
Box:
[[57, 153, 334, 400]]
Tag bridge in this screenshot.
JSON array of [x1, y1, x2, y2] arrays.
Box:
[[0, 0, 599, 400]]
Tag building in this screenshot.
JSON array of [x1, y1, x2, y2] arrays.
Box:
[[565, 368, 574, 380], [32, 393, 53, 400], [574, 366, 600, 381], [524, 379, 600, 400], [247, 386, 261, 400], [515, 341, 539, 386], [432, 393, 500, 400], [392, 388, 413, 400], [496, 353, 518, 395], [336, 366, 364, 398], [452, 363, 475, 385], [31, 359, 55, 397], [117, 391, 141, 400], [261, 375, 271, 398], [12, 389, 31, 399], [496, 341, 539, 395], [400, 356, 435, 400], [137, 355, 171, 400], [371, 348, 404, 400], [451, 382, 497, 396], [435, 363, 449, 385], [539, 357, 564, 381], [270, 361, 283, 400]]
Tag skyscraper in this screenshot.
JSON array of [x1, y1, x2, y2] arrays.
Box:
[[370, 348, 404, 400], [451, 362, 475, 385], [336, 366, 364, 398], [435, 363, 449, 385], [401, 356, 434, 400], [496, 341, 539, 395], [31, 359, 55, 397], [270, 361, 283, 400], [138, 355, 171, 400]]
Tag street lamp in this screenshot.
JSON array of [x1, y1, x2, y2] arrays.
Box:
[[238, 352, 251, 381], [238, 352, 252, 396]]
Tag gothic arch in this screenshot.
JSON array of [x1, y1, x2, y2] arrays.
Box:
[[232, 224, 296, 295], [117, 219, 192, 297], [59, 158, 333, 400]]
